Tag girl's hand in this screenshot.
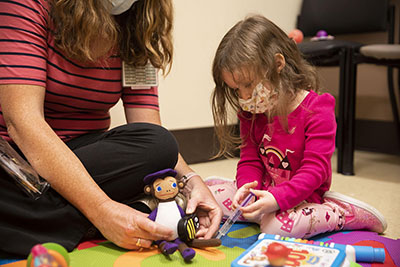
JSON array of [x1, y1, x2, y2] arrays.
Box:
[[184, 176, 223, 239], [93, 199, 174, 250], [232, 181, 258, 210], [240, 189, 279, 223]]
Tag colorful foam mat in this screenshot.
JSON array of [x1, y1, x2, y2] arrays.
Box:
[[1, 223, 399, 266]]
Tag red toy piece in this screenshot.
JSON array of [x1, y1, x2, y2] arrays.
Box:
[[264, 242, 290, 267], [288, 29, 304, 44]]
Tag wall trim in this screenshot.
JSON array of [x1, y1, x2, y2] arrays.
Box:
[[355, 119, 400, 155], [171, 127, 221, 164]]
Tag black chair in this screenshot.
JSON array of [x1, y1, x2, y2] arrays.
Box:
[[296, 0, 396, 175], [349, 5, 400, 160]]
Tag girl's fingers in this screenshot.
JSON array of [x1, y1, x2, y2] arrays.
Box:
[[240, 200, 268, 222], [240, 199, 263, 214], [233, 182, 256, 207], [232, 191, 245, 208], [249, 188, 268, 198], [243, 180, 258, 190], [241, 209, 262, 222]]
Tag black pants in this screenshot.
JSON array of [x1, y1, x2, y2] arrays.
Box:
[[0, 123, 179, 258]]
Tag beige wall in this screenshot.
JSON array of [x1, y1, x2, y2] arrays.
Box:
[[110, 0, 302, 129], [111, 0, 398, 129]]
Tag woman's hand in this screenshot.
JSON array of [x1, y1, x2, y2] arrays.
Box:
[[240, 188, 279, 224], [184, 176, 223, 239], [93, 199, 174, 250]]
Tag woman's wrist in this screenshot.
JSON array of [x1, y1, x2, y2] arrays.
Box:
[[180, 172, 198, 184], [180, 172, 202, 196], [85, 196, 114, 225]]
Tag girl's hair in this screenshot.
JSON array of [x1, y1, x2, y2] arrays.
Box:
[[50, 0, 173, 74], [211, 15, 319, 157]]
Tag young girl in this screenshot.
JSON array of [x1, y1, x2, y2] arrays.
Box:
[[207, 15, 387, 238]]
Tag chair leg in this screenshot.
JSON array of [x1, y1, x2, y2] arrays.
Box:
[[336, 49, 347, 174], [387, 66, 400, 151], [340, 48, 356, 175]]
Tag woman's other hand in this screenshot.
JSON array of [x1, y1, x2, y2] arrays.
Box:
[[184, 176, 223, 239]]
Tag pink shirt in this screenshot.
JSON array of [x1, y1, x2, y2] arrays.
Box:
[[236, 91, 336, 211], [0, 0, 159, 142]]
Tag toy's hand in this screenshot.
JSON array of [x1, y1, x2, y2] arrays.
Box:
[[240, 189, 279, 223], [92, 199, 174, 250], [184, 176, 223, 239], [232, 181, 258, 210]]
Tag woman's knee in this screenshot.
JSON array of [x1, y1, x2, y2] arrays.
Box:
[[122, 122, 179, 168]]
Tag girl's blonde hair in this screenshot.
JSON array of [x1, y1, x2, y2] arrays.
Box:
[[50, 0, 173, 74], [211, 15, 319, 157]]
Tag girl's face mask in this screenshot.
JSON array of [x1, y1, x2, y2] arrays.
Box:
[[109, 0, 137, 15], [238, 82, 278, 114]]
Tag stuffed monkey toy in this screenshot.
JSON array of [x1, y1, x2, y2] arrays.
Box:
[[143, 168, 221, 261]]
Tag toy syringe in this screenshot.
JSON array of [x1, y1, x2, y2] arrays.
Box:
[[215, 192, 255, 239]]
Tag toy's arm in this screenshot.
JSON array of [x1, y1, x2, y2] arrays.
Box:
[[177, 203, 185, 217], [148, 208, 158, 221]]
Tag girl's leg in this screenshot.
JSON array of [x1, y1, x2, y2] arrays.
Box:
[[207, 180, 236, 219], [207, 179, 248, 221], [259, 191, 387, 238], [259, 201, 344, 239], [204, 176, 235, 186]]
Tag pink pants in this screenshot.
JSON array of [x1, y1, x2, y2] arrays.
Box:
[[208, 181, 344, 238]]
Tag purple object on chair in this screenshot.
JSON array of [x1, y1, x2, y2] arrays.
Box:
[[316, 30, 328, 37]]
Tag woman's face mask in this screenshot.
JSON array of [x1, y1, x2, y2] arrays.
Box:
[[109, 0, 137, 15], [238, 82, 277, 114]]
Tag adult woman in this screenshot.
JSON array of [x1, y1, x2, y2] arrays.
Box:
[[0, 0, 222, 257]]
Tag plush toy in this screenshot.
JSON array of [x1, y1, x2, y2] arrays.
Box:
[[26, 242, 69, 267], [143, 168, 221, 261]]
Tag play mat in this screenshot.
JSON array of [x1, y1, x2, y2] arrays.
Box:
[[1, 223, 399, 266]]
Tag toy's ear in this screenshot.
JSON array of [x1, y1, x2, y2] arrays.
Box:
[[178, 181, 185, 189], [144, 185, 152, 195]]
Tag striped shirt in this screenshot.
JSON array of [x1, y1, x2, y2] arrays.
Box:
[[0, 0, 159, 142]]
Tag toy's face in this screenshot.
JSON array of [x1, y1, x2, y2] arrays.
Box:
[[153, 176, 179, 200]]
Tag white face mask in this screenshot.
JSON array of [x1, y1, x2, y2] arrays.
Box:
[[109, 0, 138, 15], [238, 82, 277, 114]]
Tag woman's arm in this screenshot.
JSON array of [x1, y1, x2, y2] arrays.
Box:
[[0, 84, 173, 249], [124, 107, 223, 238], [0, 84, 109, 217]]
